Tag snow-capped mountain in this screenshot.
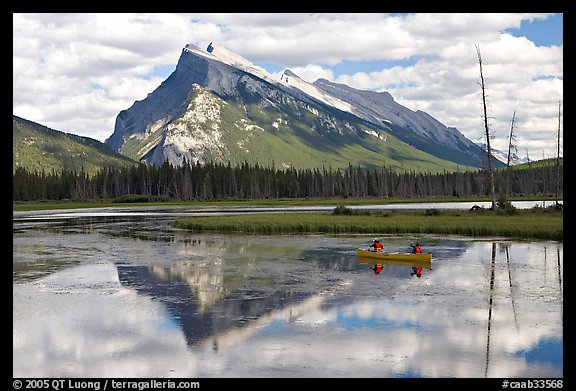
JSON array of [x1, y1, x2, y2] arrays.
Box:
[[185, 42, 278, 85], [105, 42, 500, 171], [477, 144, 529, 166], [279, 70, 354, 114]]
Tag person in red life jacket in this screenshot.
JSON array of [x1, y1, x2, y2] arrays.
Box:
[[411, 266, 423, 277], [410, 241, 423, 254], [369, 238, 383, 252], [407, 241, 424, 277], [371, 263, 383, 275]]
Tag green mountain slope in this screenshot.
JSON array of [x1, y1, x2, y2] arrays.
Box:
[[13, 115, 137, 175], [510, 157, 562, 170], [234, 96, 475, 173], [128, 85, 477, 174]]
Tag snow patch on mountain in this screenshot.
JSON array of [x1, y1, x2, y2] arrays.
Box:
[[185, 43, 355, 117], [279, 70, 354, 115], [477, 144, 528, 165], [184, 43, 277, 85]]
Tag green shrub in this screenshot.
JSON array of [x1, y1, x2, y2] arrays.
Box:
[[112, 194, 172, 203], [333, 205, 353, 215]]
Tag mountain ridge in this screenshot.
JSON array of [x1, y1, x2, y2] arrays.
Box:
[[103, 42, 503, 172], [13, 115, 137, 175]]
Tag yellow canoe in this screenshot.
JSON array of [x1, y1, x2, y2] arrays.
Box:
[[357, 248, 432, 269]]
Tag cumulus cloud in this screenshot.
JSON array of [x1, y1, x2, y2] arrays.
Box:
[[13, 12, 563, 159]]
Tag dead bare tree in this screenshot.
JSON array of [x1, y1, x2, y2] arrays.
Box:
[[476, 44, 496, 210], [506, 110, 518, 195], [555, 100, 562, 208]]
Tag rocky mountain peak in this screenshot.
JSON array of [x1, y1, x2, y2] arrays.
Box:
[[105, 42, 498, 170]]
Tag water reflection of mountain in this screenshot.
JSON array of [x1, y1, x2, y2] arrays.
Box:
[[112, 240, 475, 351], [115, 264, 309, 348]]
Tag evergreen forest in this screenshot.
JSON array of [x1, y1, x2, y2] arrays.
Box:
[[13, 158, 563, 202]]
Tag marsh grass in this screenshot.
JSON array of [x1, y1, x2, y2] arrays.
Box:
[[173, 208, 562, 240]]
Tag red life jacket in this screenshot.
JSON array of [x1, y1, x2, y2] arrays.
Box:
[[414, 245, 422, 254], [374, 242, 383, 252]]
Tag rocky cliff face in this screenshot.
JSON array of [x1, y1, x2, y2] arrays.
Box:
[[106, 45, 238, 152]]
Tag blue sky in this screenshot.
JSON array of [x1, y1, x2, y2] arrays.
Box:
[[13, 13, 563, 160], [506, 13, 563, 46]]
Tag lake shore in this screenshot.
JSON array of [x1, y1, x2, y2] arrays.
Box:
[[12, 195, 562, 211], [13, 199, 563, 241]]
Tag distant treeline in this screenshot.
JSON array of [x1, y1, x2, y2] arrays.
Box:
[[12, 159, 563, 201]]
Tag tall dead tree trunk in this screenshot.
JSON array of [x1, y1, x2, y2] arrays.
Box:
[[556, 100, 562, 208], [476, 44, 496, 210], [506, 110, 517, 196]]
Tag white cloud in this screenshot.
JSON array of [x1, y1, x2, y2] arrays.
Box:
[[13, 12, 563, 159]]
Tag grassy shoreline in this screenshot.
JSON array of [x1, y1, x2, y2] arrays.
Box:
[[13, 197, 563, 241], [173, 209, 563, 241]]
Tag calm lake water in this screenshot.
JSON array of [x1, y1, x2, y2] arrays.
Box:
[[13, 205, 563, 378]]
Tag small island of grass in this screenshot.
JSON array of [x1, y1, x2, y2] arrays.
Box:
[[174, 205, 563, 241]]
